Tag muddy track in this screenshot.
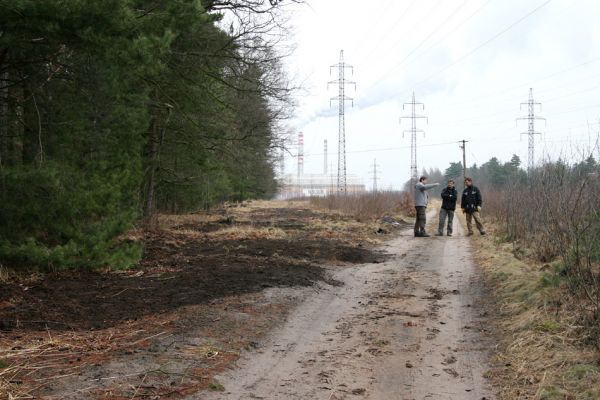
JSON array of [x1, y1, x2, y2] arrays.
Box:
[[198, 213, 494, 400]]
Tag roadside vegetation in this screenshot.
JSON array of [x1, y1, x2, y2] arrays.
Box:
[[310, 191, 415, 220], [452, 149, 600, 399], [0, 200, 401, 399], [0, 0, 294, 271]]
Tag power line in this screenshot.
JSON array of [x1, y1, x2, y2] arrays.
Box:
[[415, 0, 553, 91], [328, 50, 356, 194], [459, 140, 468, 183], [393, 0, 494, 73], [516, 88, 546, 171], [301, 54, 600, 137], [366, 0, 471, 89], [430, 59, 600, 112], [350, 0, 407, 57], [299, 130, 598, 159], [365, 0, 554, 100], [551, 103, 600, 116], [369, 158, 381, 192], [355, 0, 421, 66], [400, 92, 428, 187], [303, 140, 457, 158]]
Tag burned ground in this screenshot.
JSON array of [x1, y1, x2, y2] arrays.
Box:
[[0, 201, 400, 399]]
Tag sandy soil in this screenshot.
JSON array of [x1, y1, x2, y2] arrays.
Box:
[[198, 212, 494, 400], [1, 204, 495, 399], [0, 202, 394, 399]]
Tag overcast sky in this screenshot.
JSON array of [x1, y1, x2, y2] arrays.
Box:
[[279, 0, 600, 190]]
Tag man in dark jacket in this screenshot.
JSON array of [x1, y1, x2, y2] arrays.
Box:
[[461, 177, 486, 236], [436, 179, 457, 236]]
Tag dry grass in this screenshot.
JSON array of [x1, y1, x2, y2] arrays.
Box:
[[1, 199, 402, 399], [310, 191, 413, 220], [307, 218, 383, 245], [160, 198, 403, 246], [0, 314, 176, 400], [158, 212, 223, 229], [468, 220, 600, 399], [0, 265, 9, 283], [205, 226, 288, 241]]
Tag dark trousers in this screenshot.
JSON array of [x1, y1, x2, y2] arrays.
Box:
[[438, 208, 455, 234], [414, 206, 427, 235]]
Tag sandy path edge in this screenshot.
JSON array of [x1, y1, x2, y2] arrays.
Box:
[[196, 214, 495, 400]]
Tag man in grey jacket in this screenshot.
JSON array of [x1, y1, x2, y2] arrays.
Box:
[[414, 176, 440, 237]]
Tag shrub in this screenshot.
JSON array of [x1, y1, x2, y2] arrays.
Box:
[[309, 191, 413, 220]]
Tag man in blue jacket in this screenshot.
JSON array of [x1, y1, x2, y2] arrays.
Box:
[[436, 179, 457, 236], [413, 176, 440, 237], [461, 177, 486, 236]]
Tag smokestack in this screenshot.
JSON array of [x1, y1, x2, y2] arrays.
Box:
[[297, 132, 304, 177], [324, 139, 328, 175]]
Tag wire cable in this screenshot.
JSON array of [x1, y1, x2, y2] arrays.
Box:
[[364, 0, 553, 101], [366, 0, 473, 89]]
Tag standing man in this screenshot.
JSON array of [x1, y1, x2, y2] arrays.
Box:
[[436, 179, 457, 236], [461, 177, 486, 236], [414, 176, 440, 237]]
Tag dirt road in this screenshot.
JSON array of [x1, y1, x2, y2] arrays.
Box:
[[1, 204, 495, 399], [199, 215, 494, 400]]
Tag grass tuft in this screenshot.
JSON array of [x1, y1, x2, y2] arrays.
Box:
[[0, 265, 9, 283], [208, 381, 225, 391]]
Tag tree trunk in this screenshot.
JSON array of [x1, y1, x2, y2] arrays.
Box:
[[22, 83, 40, 165], [0, 70, 8, 169], [143, 114, 160, 227]]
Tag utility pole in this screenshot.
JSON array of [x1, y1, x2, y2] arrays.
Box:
[[369, 158, 381, 192], [328, 50, 356, 194], [400, 92, 427, 190], [297, 131, 304, 177], [323, 139, 328, 175], [516, 88, 545, 172], [459, 140, 468, 183]]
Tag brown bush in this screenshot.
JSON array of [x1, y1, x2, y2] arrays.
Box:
[[485, 160, 600, 348], [310, 191, 414, 220]]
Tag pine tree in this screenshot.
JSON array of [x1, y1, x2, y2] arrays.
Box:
[[0, 0, 293, 269]]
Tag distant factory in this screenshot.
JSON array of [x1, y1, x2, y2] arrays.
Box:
[[276, 132, 366, 199], [277, 173, 365, 199]]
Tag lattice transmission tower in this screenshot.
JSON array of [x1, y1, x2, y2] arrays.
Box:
[[400, 92, 427, 189], [328, 50, 355, 194], [516, 88, 545, 171], [369, 158, 381, 192]]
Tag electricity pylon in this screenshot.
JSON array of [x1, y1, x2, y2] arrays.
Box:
[[516, 88, 545, 171], [400, 92, 427, 190], [369, 158, 381, 192], [328, 50, 355, 194]]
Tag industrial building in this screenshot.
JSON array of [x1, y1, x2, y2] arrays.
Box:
[[277, 173, 365, 199]]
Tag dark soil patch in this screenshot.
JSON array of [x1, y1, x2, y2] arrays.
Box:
[[0, 240, 328, 331], [0, 203, 394, 399], [0, 208, 386, 332]]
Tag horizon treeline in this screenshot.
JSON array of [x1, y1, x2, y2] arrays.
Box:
[[0, 0, 293, 269]]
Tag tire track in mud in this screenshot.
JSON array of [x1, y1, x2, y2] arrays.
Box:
[[197, 215, 495, 400]]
